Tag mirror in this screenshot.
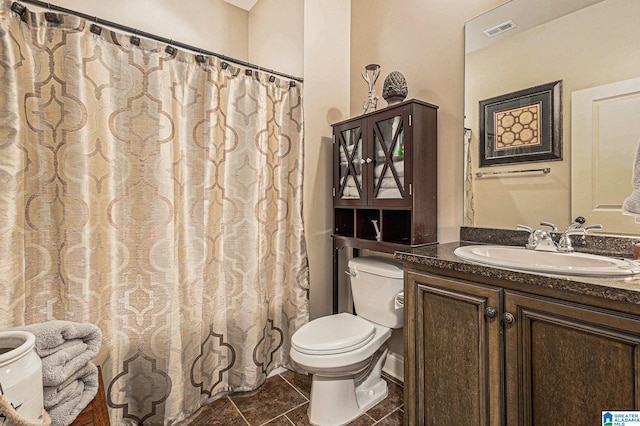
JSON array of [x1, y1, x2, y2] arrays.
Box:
[[464, 0, 640, 236]]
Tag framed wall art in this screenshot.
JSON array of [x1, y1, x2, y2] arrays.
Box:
[[479, 80, 562, 167]]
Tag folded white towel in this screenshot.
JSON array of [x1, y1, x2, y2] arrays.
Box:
[[10, 321, 102, 387], [44, 363, 99, 426], [623, 140, 640, 216], [341, 186, 360, 198], [374, 161, 404, 178], [378, 176, 403, 189], [375, 187, 401, 199], [339, 145, 356, 162]]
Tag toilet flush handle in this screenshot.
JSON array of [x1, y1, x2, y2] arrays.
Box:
[[345, 270, 356, 277]]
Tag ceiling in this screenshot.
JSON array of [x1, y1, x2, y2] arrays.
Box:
[[223, 0, 258, 11], [465, 0, 603, 53]]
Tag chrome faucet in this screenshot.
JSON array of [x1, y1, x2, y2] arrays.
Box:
[[518, 218, 603, 253], [557, 223, 602, 252], [517, 222, 558, 252]]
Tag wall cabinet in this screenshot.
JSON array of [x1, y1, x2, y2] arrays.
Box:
[[332, 99, 438, 252], [405, 270, 640, 426]]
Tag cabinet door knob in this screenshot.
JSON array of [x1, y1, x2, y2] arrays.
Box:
[[366, 157, 373, 164], [359, 159, 366, 165], [502, 312, 515, 324], [484, 307, 497, 318]]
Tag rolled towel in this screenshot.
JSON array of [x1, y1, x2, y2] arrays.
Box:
[[623, 140, 640, 216], [43, 363, 99, 426], [10, 321, 102, 386]]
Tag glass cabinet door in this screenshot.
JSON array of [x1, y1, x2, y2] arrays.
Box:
[[335, 124, 363, 204], [371, 114, 405, 202]]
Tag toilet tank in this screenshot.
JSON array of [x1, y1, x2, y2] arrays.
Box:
[[347, 257, 404, 328]]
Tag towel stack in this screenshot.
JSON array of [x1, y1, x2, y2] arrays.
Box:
[[11, 321, 102, 426], [374, 162, 403, 199], [339, 161, 405, 199], [340, 176, 361, 199]]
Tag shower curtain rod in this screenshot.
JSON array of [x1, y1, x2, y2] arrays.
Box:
[[11, 0, 304, 83]]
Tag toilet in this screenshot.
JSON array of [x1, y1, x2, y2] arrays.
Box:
[[290, 257, 404, 426]]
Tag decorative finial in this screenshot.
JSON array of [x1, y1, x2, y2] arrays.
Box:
[[361, 64, 381, 114]]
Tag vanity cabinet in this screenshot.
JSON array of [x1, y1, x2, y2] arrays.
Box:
[[405, 269, 640, 426], [332, 99, 438, 251]]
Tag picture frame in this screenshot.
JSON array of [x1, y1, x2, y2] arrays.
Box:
[[479, 80, 562, 167]]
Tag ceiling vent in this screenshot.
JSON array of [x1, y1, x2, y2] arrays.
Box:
[[483, 20, 517, 38]]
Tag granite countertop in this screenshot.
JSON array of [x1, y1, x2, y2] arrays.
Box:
[[395, 241, 640, 310]]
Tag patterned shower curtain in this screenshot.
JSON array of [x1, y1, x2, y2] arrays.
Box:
[[0, 1, 309, 424]]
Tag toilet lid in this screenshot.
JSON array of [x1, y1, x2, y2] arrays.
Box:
[[291, 313, 376, 355]]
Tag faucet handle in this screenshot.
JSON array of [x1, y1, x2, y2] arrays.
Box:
[[558, 224, 602, 252], [566, 216, 586, 230], [539, 221, 557, 232], [516, 224, 533, 233]]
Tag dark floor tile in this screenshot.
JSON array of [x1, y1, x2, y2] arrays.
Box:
[[263, 414, 294, 425], [188, 397, 247, 425], [345, 413, 375, 426], [280, 371, 312, 399], [375, 408, 403, 426], [230, 375, 307, 426], [364, 379, 404, 421], [287, 402, 374, 426], [284, 403, 311, 426]]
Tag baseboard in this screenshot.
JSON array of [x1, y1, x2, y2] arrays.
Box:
[[382, 351, 404, 383]]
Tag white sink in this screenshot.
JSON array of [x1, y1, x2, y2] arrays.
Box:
[[454, 245, 640, 277]]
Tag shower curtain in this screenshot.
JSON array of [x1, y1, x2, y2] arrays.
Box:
[[0, 2, 309, 424]]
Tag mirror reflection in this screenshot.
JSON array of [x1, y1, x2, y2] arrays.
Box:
[[464, 0, 640, 236]]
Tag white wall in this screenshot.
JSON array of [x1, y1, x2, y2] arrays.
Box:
[[248, 0, 303, 77], [301, 0, 352, 319], [38, 0, 249, 60], [350, 0, 507, 243]]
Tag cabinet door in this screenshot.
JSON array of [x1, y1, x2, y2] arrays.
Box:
[[405, 271, 502, 426], [504, 291, 640, 426], [334, 120, 364, 206], [367, 108, 411, 207]]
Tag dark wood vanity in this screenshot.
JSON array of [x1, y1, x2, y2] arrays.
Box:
[[398, 239, 640, 426]]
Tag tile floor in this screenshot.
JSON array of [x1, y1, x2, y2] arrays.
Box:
[[186, 371, 404, 426]]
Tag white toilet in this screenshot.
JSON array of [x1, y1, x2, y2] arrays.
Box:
[[290, 257, 404, 426]]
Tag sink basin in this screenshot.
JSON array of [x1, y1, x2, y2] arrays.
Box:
[[453, 245, 640, 277]]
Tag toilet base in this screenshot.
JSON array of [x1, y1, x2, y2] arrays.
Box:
[[307, 347, 389, 426]]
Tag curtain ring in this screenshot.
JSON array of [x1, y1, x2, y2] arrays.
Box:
[[130, 28, 140, 46], [195, 48, 206, 64], [165, 39, 176, 56], [90, 15, 102, 35], [44, 3, 62, 23]]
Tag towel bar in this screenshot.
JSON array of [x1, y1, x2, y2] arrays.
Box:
[[475, 167, 551, 178]]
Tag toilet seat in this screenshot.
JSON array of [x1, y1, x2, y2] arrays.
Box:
[[292, 313, 375, 355]]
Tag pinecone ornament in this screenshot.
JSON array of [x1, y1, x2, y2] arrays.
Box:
[[382, 71, 408, 105]]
